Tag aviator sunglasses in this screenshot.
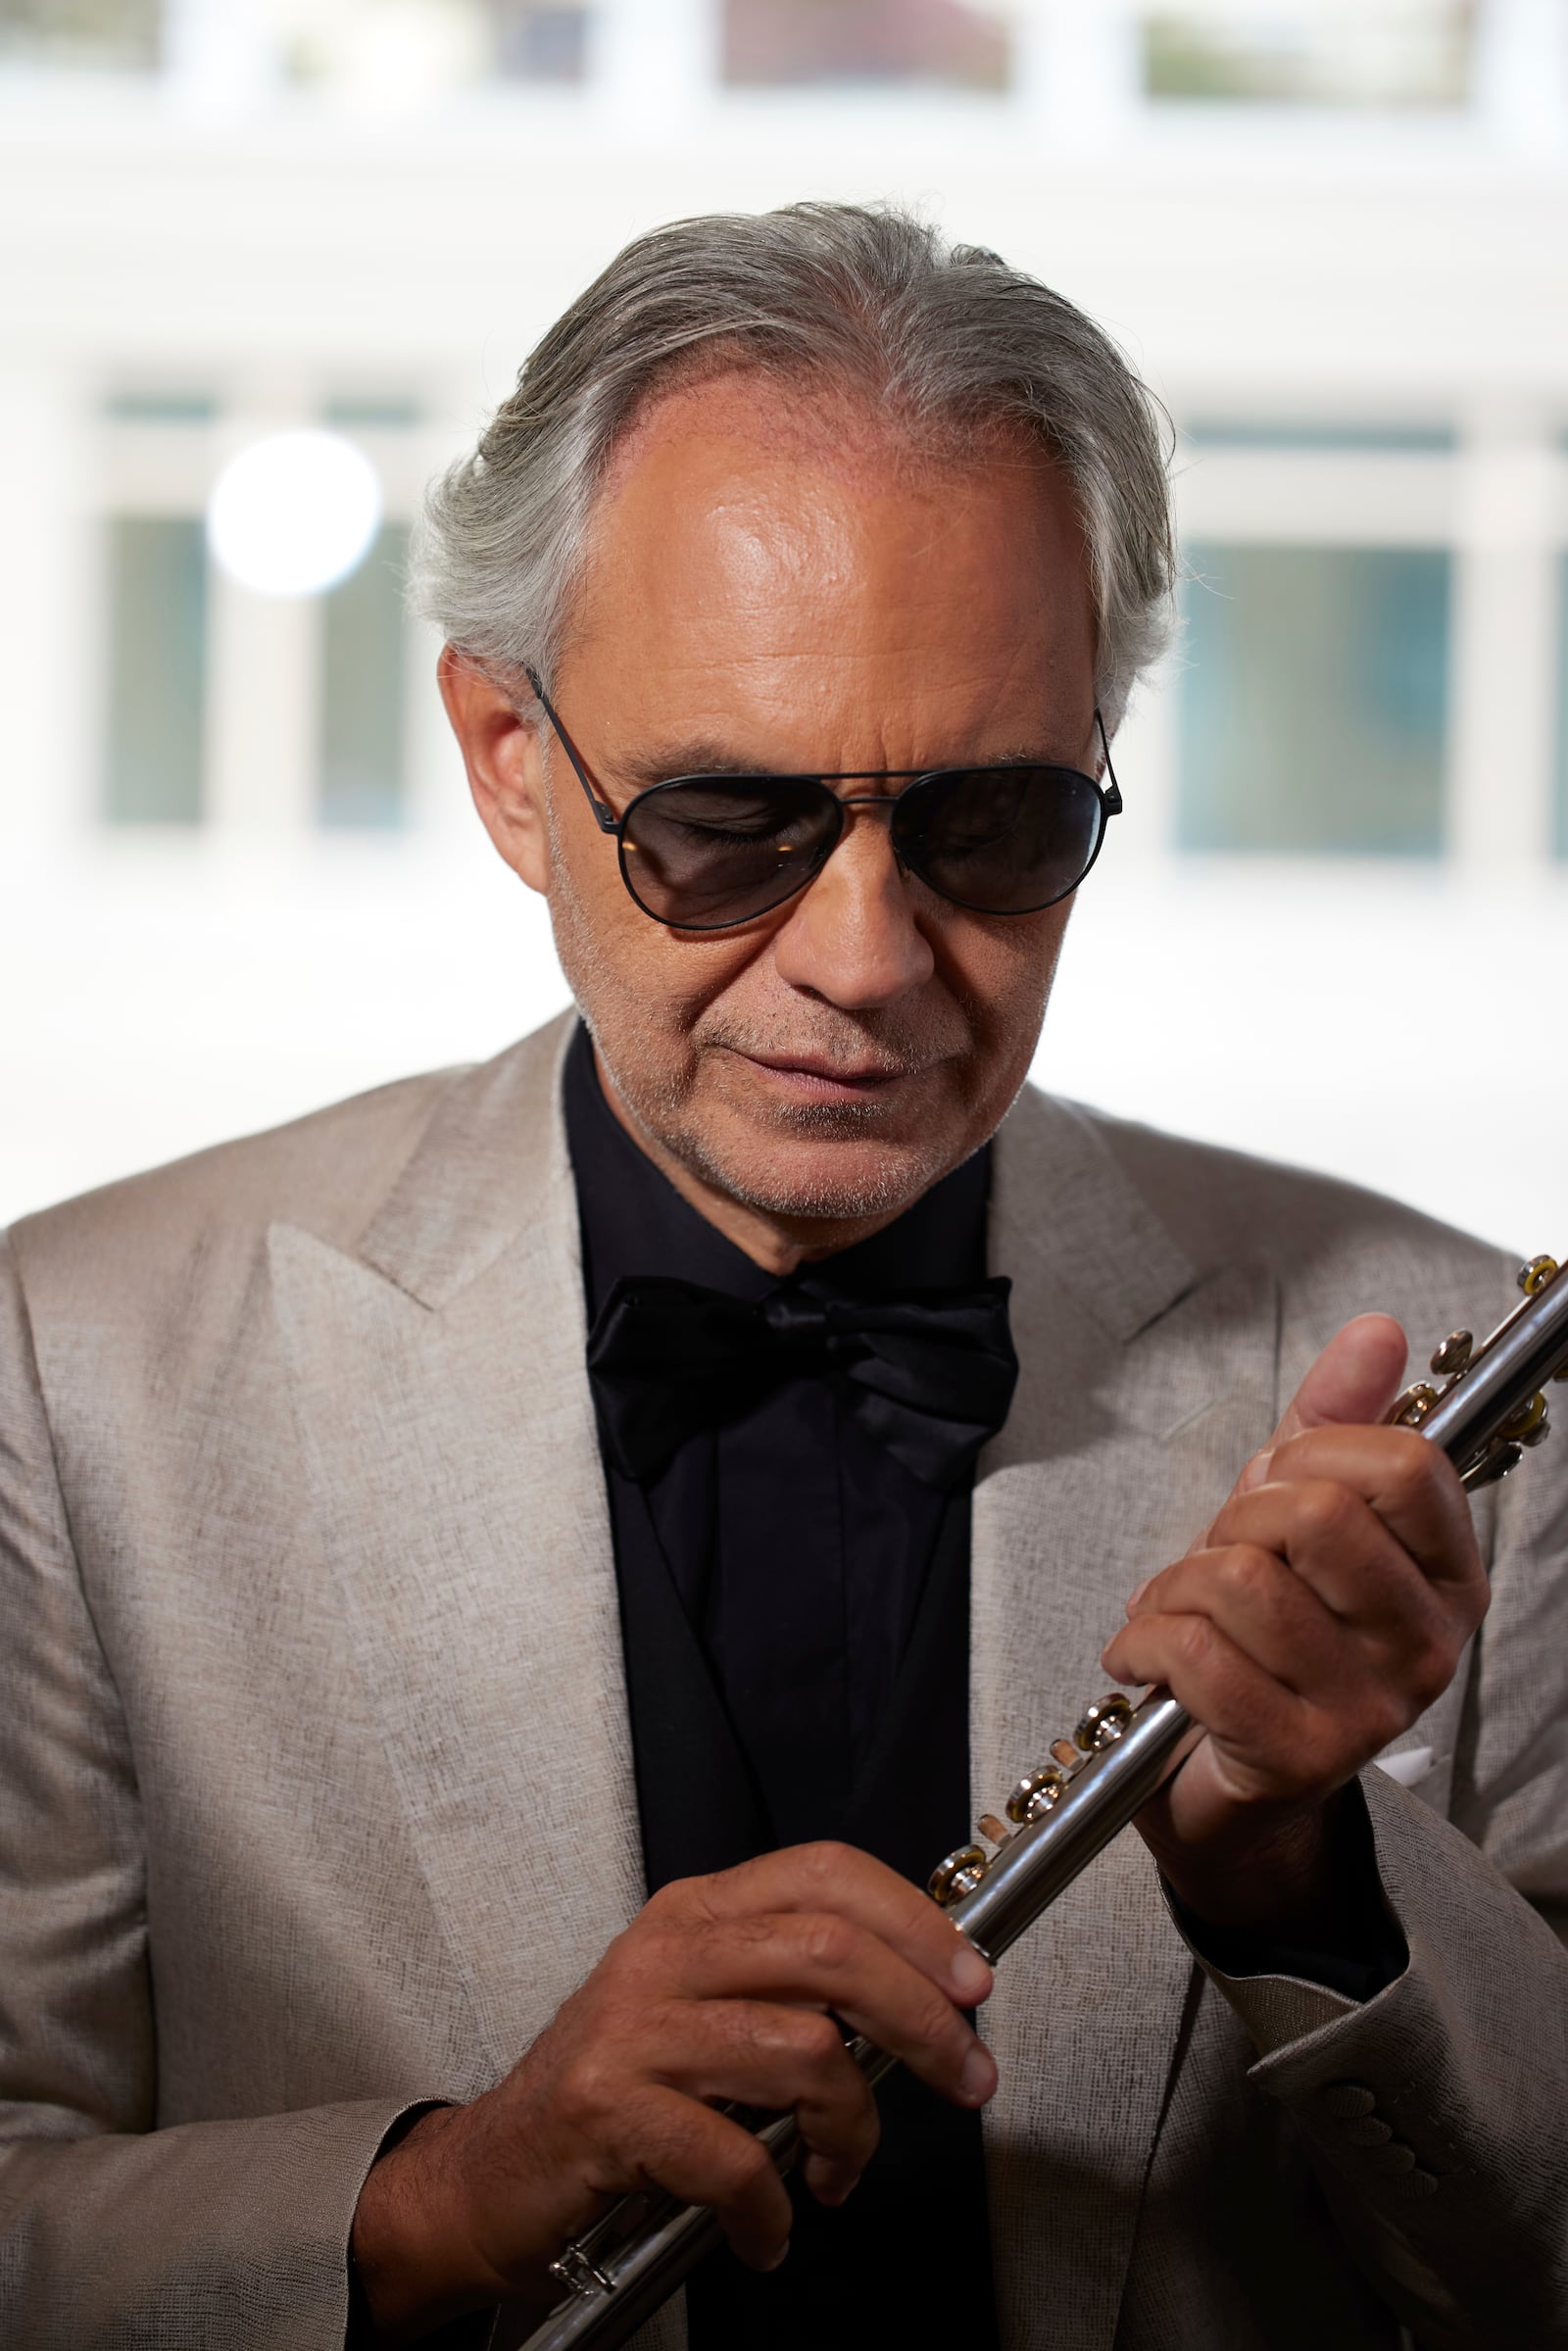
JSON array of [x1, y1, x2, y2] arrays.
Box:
[[525, 669, 1121, 933]]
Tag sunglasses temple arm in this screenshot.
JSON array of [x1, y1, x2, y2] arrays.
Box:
[[522, 666, 620, 834], [1095, 710, 1123, 817]]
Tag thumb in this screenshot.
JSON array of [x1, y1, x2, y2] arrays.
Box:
[[1234, 1312, 1409, 1496]]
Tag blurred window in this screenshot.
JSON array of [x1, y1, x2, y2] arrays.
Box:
[[278, 0, 587, 93], [107, 391, 218, 424], [324, 395, 422, 429], [1557, 555, 1568, 861], [722, 0, 1009, 91], [1184, 419, 1455, 453], [104, 516, 208, 826], [489, 0, 588, 80], [1144, 3, 1474, 109], [0, 0, 160, 71], [318, 524, 409, 828], [1177, 544, 1450, 854]]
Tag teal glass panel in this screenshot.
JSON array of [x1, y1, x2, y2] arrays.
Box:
[[103, 515, 207, 825], [323, 397, 419, 430], [1178, 544, 1449, 856], [1556, 554, 1568, 860], [1184, 419, 1453, 454], [318, 525, 408, 829], [107, 390, 217, 424]]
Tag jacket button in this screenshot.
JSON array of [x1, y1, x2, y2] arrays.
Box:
[[1320, 2082, 1376, 2120]]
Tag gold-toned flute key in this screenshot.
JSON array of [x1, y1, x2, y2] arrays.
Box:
[[521, 1255, 1568, 2351]]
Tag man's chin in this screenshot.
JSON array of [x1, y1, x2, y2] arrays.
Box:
[[680, 1127, 959, 1229]]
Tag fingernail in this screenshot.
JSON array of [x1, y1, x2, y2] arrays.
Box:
[[1239, 1446, 1274, 1493], [1125, 1578, 1151, 1616], [804, 2154, 858, 2207], [760, 2238, 791, 2273], [960, 2044, 997, 2104], [950, 1944, 993, 2004]]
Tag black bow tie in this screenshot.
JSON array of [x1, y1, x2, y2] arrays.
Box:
[[586, 1273, 1018, 1492]]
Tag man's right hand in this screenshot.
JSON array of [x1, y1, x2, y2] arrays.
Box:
[[350, 1841, 997, 2341]]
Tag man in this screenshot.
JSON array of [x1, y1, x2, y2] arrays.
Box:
[[0, 204, 1563, 2351]]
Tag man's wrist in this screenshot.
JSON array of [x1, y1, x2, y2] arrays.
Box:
[[1155, 1779, 1409, 2003], [1146, 1788, 1351, 1941], [351, 2103, 508, 2344]]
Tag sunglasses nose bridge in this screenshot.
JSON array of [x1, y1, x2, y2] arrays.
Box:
[[803, 790, 926, 911], [829, 790, 905, 852]]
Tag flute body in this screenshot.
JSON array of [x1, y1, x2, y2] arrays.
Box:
[[522, 1254, 1568, 2351]]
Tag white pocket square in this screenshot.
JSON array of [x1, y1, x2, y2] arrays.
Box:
[[1374, 1744, 1435, 1787]]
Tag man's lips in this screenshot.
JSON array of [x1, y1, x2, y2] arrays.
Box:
[[732, 1049, 926, 1100]]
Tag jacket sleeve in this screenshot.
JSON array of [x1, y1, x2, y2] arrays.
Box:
[[1180, 1407, 1568, 2349], [0, 1231, 430, 2349]]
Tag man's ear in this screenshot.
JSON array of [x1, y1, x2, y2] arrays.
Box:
[[437, 645, 552, 895]]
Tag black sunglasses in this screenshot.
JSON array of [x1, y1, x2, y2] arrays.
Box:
[[524, 669, 1121, 933]]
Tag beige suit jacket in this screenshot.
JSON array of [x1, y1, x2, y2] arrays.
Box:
[[1, 1013, 1564, 2350]]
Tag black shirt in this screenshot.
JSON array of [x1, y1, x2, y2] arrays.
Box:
[[565, 1022, 1000, 2351], [562, 1021, 1402, 2351]]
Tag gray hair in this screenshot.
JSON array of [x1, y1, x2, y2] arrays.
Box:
[[412, 201, 1174, 728]]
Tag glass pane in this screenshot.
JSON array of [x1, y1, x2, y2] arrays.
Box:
[[0, 0, 160, 71], [318, 524, 408, 830], [1177, 545, 1449, 855], [107, 390, 218, 425], [1184, 418, 1454, 454], [323, 396, 420, 430], [723, 0, 1009, 91], [278, 0, 586, 92], [488, 0, 588, 80], [1557, 554, 1568, 861], [282, 0, 479, 93], [104, 516, 207, 826], [1144, 3, 1473, 109]]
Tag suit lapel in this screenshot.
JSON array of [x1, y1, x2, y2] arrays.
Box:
[[270, 1015, 645, 2080], [976, 1090, 1280, 2349]]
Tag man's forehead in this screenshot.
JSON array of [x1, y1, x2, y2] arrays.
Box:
[[564, 367, 1094, 710], [597, 363, 1041, 503]]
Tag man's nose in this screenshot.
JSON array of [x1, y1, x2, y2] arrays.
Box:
[[769, 804, 935, 1008]]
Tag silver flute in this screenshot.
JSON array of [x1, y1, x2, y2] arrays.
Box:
[[522, 1254, 1568, 2351]]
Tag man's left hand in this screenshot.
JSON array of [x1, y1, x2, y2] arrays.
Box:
[[1100, 1313, 1489, 1938]]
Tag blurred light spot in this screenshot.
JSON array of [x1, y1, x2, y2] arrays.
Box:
[[207, 429, 381, 597]]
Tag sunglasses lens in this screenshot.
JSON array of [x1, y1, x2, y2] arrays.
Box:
[[895, 766, 1104, 914], [620, 778, 839, 929]]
